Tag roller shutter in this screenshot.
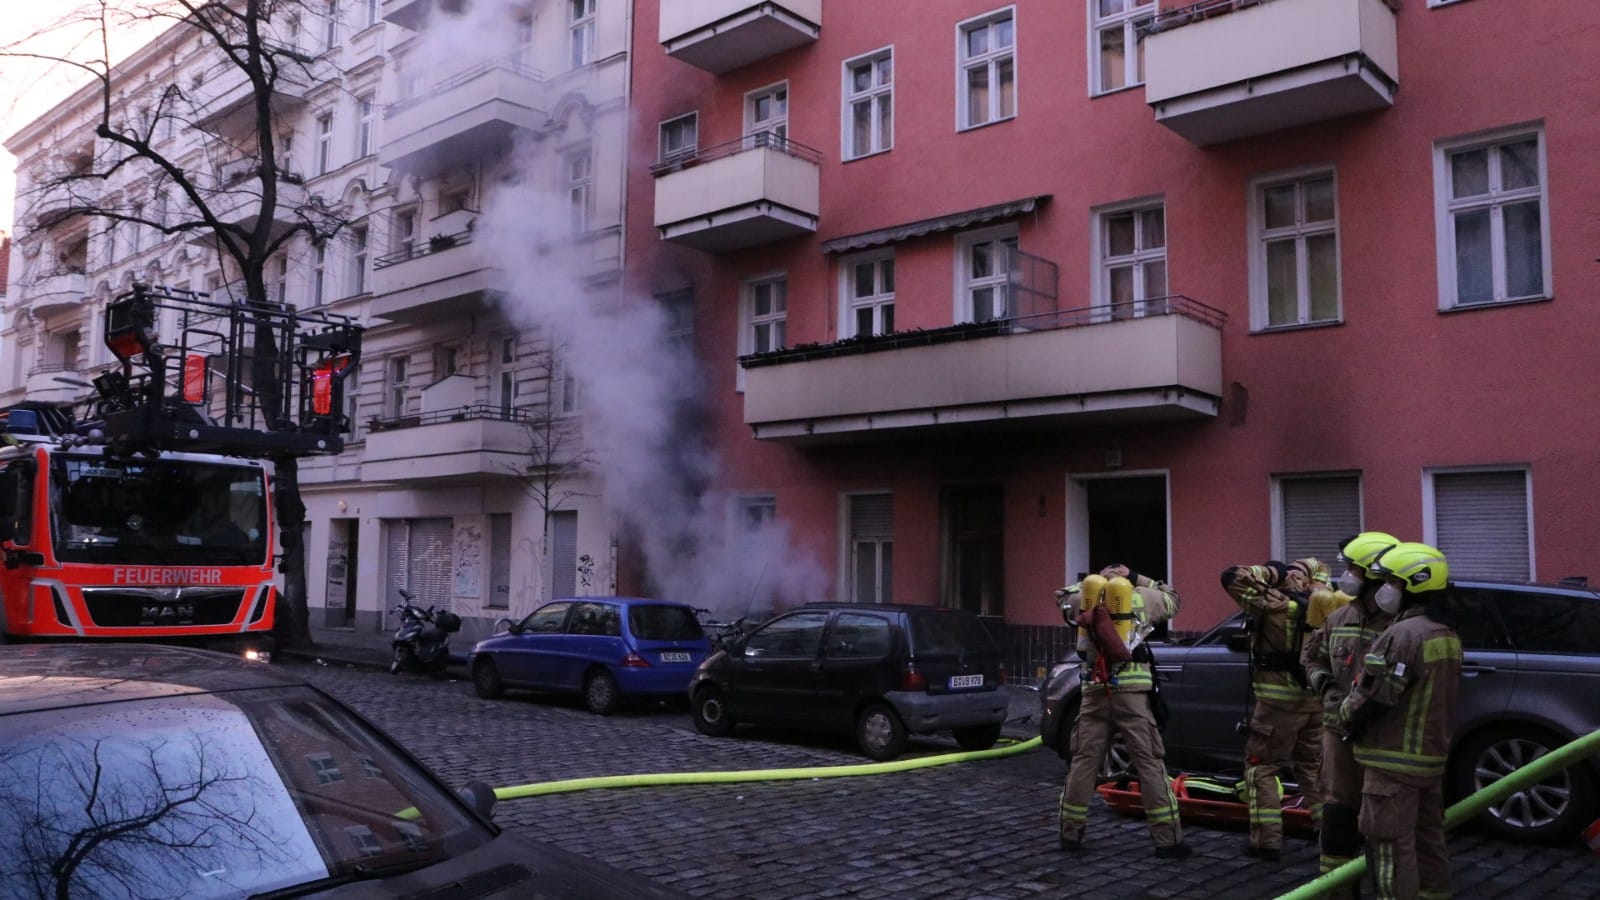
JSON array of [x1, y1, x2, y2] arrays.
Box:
[[1281, 476, 1361, 565], [551, 511, 577, 598], [1434, 471, 1530, 581], [385, 517, 455, 611]]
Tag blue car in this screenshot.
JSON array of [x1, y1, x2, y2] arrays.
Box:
[[469, 598, 712, 715]]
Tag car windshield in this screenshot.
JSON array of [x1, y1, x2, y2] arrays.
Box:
[[49, 454, 268, 566], [908, 612, 995, 656], [0, 685, 493, 899], [629, 604, 704, 641]]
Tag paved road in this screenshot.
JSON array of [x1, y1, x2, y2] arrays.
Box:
[[286, 660, 1599, 899]]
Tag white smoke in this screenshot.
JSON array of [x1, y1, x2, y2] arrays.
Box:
[[404, 0, 827, 617]]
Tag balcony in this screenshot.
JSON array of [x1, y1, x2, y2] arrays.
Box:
[[27, 270, 88, 317], [369, 224, 494, 325], [740, 298, 1226, 443], [379, 59, 548, 177], [191, 167, 310, 244], [24, 365, 86, 400], [1143, 0, 1399, 146], [189, 55, 312, 130], [362, 405, 532, 483], [661, 0, 821, 74], [653, 134, 821, 252], [381, 0, 435, 30]]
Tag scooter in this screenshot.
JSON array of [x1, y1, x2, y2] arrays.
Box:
[[390, 589, 462, 676]]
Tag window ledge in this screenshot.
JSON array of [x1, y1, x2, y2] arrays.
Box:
[[957, 115, 1017, 134], [843, 147, 892, 164], [1090, 83, 1143, 99], [1440, 295, 1552, 315], [1248, 319, 1342, 336]]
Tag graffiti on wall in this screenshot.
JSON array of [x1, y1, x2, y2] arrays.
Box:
[[453, 522, 482, 599]]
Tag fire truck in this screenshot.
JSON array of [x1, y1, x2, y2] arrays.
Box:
[[0, 284, 361, 655]]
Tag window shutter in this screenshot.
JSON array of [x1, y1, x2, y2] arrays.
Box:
[[1435, 471, 1530, 581], [850, 494, 892, 541], [409, 518, 454, 610], [1282, 476, 1361, 565], [551, 510, 578, 598], [385, 520, 409, 612]]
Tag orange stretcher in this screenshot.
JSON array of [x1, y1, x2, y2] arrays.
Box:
[[1095, 774, 1318, 836]]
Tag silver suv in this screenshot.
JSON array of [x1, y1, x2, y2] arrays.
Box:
[[1040, 579, 1600, 843]]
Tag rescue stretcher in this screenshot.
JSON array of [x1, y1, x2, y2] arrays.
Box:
[[1095, 774, 1318, 837]]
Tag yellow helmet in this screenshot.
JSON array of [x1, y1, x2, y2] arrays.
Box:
[[1339, 531, 1399, 573], [1370, 542, 1449, 594]]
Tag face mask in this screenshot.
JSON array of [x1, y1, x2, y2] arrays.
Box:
[[1337, 570, 1364, 596], [1374, 582, 1403, 615]]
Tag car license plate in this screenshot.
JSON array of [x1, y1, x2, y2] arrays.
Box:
[[949, 674, 984, 689], [661, 651, 692, 663]]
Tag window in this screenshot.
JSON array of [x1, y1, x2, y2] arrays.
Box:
[[744, 611, 829, 658], [744, 276, 787, 355], [343, 363, 361, 439], [130, 206, 143, 255], [1495, 590, 1600, 654], [272, 253, 288, 302], [958, 8, 1015, 130], [518, 601, 571, 633], [659, 289, 694, 356], [316, 112, 333, 174], [312, 244, 326, 306], [494, 335, 516, 416], [848, 494, 893, 604], [306, 752, 342, 784], [956, 226, 1017, 323], [344, 826, 382, 857], [746, 83, 788, 148], [1427, 468, 1531, 581], [566, 149, 592, 233], [357, 755, 382, 779], [394, 206, 417, 260], [1251, 171, 1338, 329], [1090, 0, 1155, 95], [843, 251, 895, 338], [569, 0, 596, 69], [388, 356, 409, 418], [737, 495, 777, 532], [557, 355, 580, 415], [323, 1, 338, 50], [843, 49, 893, 160], [350, 225, 368, 295], [514, 16, 534, 68], [355, 94, 374, 158], [433, 344, 459, 378], [824, 612, 894, 660], [658, 113, 698, 164], [1275, 474, 1361, 564], [1097, 201, 1167, 320], [364, 0, 379, 27], [1435, 128, 1549, 308]]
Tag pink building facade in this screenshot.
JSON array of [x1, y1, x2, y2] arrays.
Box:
[[623, 0, 1600, 654]]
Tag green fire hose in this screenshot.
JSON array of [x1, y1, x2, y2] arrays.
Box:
[[1275, 727, 1600, 900]]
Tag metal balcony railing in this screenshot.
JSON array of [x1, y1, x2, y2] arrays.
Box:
[[1140, 0, 1275, 35], [649, 131, 823, 176], [384, 57, 549, 118], [367, 403, 531, 431], [372, 228, 474, 270], [28, 362, 81, 375]]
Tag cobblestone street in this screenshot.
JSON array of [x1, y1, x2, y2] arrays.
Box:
[[287, 659, 1600, 899]]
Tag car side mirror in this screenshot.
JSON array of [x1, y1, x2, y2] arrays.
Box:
[[493, 617, 515, 635], [1225, 631, 1251, 654], [458, 780, 498, 819]]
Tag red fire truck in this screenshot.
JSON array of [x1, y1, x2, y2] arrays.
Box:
[[0, 285, 361, 655]]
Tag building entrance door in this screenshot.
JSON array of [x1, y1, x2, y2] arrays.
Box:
[[1065, 474, 1170, 624]]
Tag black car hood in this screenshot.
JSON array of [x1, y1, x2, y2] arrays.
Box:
[[0, 643, 297, 716]]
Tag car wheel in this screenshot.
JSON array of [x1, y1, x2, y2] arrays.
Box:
[[953, 723, 1002, 752], [1453, 726, 1596, 843], [1057, 696, 1132, 777], [692, 685, 735, 737], [857, 703, 908, 761], [472, 658, 504, 700], [584, 669, 621, 716]]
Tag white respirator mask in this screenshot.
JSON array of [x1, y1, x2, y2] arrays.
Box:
[[1374, 582, 1404, 615], [1337, 569, 1365, 597]]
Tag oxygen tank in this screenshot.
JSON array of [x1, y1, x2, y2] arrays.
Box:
[[1078, 574, 1108, 614], [1105, 576, 1136, 647], [1307, 588, 1353, 629]]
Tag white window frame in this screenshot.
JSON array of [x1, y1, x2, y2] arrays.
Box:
[[569, 0, 596, 69], [738, 274, 787, 391], [956, 7, 1017, 131], [349, 224, 368, 295], [839, 250, 895, 339], [323, 0, 338, 51], [312, 243, 327, 306], [493, 335, 517, 416], [316, 112, 333, 175], [736, 495, 778, 533], [1269, 472, 1363, 563], [1248, 167, 1341, 331], [388, 356, 409, 418], [953, 224, 1017, 323], [364, 0, 379, 27], [842, 492, 894, 605], [658, 112, 698, 164], [1093, 197, 1168, 321], [355, 93, 374, 158], [565, 148, 593, 234], [1432, 125, 1551, 310], [745, 82, 789, 148], [393, 205, 417, 259], [842, 47, 893, 161], [1422, 465, 1535, 580], [1088, 0, 1156, 96]]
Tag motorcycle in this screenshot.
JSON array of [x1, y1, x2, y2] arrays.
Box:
[[390, 589, 462, 676], [694, 607, 750, 654]]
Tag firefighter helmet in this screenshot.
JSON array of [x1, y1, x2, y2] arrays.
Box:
[[1370, 542, 1449, 594], [1338, 532, 1399, 572]]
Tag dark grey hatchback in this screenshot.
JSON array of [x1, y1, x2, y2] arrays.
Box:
[[689, 603, 1008, 761], [0, 643, 685, 899]]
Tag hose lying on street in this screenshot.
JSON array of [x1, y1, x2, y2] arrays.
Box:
[[491, 736, 1043, 801], [1275, 726, 1600, 900]]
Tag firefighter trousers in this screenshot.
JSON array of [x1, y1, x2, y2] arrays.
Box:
[[1359, 768, 1451, 900], [1318, 727, 1364, 898], [1242, 699, 1324, 851], [1059, 689, 1181, 849]]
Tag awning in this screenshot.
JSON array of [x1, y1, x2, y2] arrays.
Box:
[[819, 195, 1051, 254]]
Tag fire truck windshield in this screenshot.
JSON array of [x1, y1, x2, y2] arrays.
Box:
[[50, 456, 267, 566]]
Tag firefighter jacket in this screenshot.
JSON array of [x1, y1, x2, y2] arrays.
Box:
[[1221, 562, 1323, 710], [1301, 597, 1396, 728], [1339, 605, 1463, 785], [1069, 577, 1180, 695]]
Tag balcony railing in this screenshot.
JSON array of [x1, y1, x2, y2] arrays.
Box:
[[652, 132, 822, 252], [386, 58, 548, 119], [368, 403, 530, 431], [372, 228, 474, 270], [361, 403, 539, 483], [649, 131, 822, 175]]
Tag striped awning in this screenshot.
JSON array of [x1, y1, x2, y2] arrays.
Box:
[[819, 195, 1051, 254]]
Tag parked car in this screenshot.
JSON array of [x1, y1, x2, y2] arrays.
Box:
[[469, 597, 712, 714], [0, 643, 684, 899], [688, 602, 1008, 761], [1039, 579, 1600, 843]]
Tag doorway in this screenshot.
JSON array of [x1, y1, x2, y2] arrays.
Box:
[[323, 518, 358, 628], [1064, 474, 1169, 585], [943, 485, 1004, 617]]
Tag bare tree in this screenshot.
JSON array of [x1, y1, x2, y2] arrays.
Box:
[[509, 342, 596, 604], [4, 0, 357, 648]]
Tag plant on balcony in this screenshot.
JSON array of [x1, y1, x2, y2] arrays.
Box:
[[428, 233, 458, 251]]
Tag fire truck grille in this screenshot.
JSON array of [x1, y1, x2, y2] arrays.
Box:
[[81, 588, 248, 628]]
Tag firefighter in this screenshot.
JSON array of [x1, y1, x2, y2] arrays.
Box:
[[1338, 543, 1461, 900], [1301, 531, 1399, 894], [1220, 557, 1329, 862], [1056, 564, 1192, 858]]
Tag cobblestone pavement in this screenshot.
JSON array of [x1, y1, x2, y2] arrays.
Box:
[[285, 659, 1600, 899]]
